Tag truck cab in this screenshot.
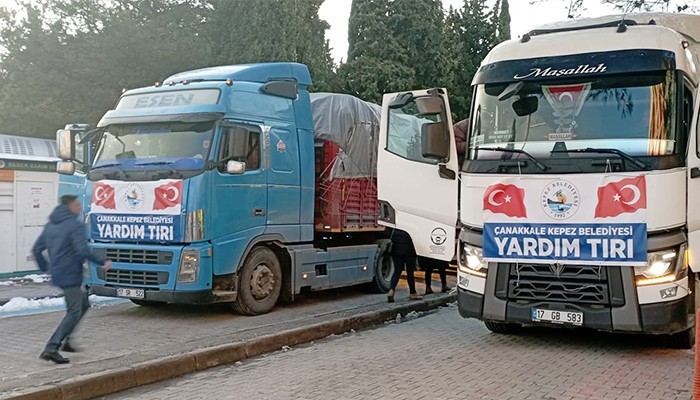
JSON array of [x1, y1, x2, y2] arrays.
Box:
[[378, 13, 700, 347], [57, 63, 391, 315]]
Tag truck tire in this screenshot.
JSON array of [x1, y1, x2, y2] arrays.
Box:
[[362, 238, 393, 293], [484, 321, 521, 334], [664, 326, 695, 349], [232, 247, 282, 316]]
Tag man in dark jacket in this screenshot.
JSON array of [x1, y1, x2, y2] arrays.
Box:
[[32, 195, 111, 364]]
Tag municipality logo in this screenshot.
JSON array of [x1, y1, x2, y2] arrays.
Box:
[[540, 180, 580, 220], [124, 183, 145, 211]]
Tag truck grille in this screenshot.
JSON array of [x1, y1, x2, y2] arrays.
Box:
[[104, 270, 168, 286], [105, 249, 173, 265], [504, 263, 613, 305]]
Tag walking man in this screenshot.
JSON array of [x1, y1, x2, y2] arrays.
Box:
[[32, 195, 111, 364]]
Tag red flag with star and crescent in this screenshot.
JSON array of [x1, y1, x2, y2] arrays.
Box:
[[153, 181, 182, 211], [92, 182, 116, 209], [483, 183, 527, 218], [594, 176, 647, 218]]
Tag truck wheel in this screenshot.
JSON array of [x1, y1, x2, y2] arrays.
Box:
[[664, 326, 695, 349], [362, 239, 393, 293], [232, 247, 282, 316], [484, 321, 521, 334]]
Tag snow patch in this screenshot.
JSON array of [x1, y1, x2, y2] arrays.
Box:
[[0, 295, 126, 318], [0, 281, 15, 286], [20, 274, 51, 283]]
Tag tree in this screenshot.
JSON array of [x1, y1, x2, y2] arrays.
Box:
[[444, 0, 499, 119], [0, 0, 210, 138], [204, 0, 339, 92], [339, 0, 415, 103], [498, 0, 511, 42], [387, 0, 447, 90]]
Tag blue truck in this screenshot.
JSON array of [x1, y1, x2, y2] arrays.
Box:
[[56, 63, 393, 315]]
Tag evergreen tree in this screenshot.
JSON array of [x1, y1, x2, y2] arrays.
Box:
[[340, 0, 415, 103], [387, 0, 446, 90], [444, 0, 498, 119], [204, 0, 338, 92], [498, 0, 511, 42]]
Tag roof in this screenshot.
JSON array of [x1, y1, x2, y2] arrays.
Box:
[[164, 63, 313, 86], [0, 134, 57, 161], [529, 12, 700, 42]]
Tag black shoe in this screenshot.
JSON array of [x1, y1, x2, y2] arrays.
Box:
[[442, 285, 452, 293], [424, 287, 434, 295], [61, 341, 80, 353], [39, 351, 70, 364]]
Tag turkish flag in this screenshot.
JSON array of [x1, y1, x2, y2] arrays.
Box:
[[153, 181, 182, 210], [92, 182, 116, 209], [594, 176, 647, 218], [483, 183, 527, 218]]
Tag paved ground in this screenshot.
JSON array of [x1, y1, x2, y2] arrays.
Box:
[[0, 272, 453, 398], [106, 306, 694, 400], [0, 275, 60, 305]]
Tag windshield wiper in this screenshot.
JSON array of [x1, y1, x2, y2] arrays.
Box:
[[551, 147, 650, 170], [135, 160, 175, 167], [90, 162, 129, 180], [91, 162, 123, 170], [476, 147, 548, 171]]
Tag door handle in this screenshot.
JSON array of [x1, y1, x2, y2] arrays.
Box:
[[253, 208, 266, 216], [438, 164, 456, 180], [692, 167, 700, 179]]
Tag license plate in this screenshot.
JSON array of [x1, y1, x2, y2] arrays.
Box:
[[531, 308, 583, 326], [116, 288, 145, 299]]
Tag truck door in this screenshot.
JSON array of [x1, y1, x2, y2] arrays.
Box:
[[211, 123, 267, 242], [688, 89, 700, 272], [377, 89, 459, 261]]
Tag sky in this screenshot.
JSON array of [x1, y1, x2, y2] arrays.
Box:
[[319, 0, 619, 63]]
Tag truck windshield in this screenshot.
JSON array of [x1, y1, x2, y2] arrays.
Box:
[[93, 121, 215, 169], [468, 71, 677, 161]]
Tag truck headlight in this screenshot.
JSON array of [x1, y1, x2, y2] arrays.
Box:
[[634, 247, 685, 286], [185, 209, 205, 242], [458, 244, 487, 277], [178, 250, 199, 283]]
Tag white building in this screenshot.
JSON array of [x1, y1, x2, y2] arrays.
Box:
[[0, 134, 59, 276]]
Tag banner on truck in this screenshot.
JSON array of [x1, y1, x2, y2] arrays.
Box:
[[482, 175, 647, 265], [90, 179, 183, 242]]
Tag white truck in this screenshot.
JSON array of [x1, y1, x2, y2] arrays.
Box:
[[378, 12, 700, 348]]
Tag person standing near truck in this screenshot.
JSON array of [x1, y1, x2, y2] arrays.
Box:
[[32, 195, 111, 364], [387, 228, 422, 302], [419, 256, 451, 295]]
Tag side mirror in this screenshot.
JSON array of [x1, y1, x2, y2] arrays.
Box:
[[57, 161, 75, 175], [415, 97, 444, 115], [512, 96, 538, 117], [421, 122, 449, 160], [226, 160, 246, 175], [56, 129, 75, 160]]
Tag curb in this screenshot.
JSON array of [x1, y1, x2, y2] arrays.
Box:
[[2, 293, 456, 400]]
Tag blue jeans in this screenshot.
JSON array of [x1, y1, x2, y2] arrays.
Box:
[[44, 285, 90, 352]]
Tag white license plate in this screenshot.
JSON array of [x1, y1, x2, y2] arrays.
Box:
[[116, 288, 145, 299], [532, 308, 583, 326]]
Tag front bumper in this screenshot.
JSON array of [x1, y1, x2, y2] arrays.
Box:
[[90, 284, 216, 304], [457, 288, 693, 334], [458, 265, 692, 335]]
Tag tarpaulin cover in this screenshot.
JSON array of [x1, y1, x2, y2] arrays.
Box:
[[310, 93, 381, 179]]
